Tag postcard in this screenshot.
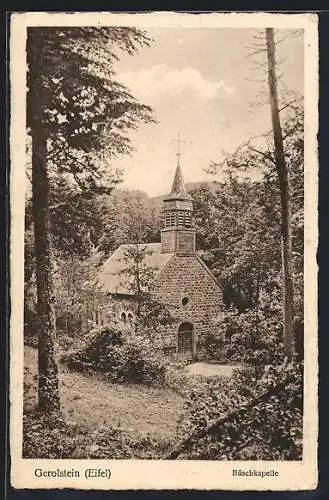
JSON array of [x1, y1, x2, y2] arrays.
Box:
[[10, 11, 318, 490]]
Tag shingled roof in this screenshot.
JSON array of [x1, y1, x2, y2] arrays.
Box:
[[92, 243, 173, 295], [164, 161, 193, 201]]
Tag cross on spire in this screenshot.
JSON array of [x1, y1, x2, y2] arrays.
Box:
[[165, 132, 192, 200], [173, 132, 186, 162]]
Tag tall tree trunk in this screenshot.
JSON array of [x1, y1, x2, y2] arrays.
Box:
[[266, 28, 295, 359], [31, 130, 60, 415]]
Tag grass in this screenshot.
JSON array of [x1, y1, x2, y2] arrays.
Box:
[[24, 346, 185, 440]]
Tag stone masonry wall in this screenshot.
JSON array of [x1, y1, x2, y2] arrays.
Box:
[[90, 254, 222, 360], [152, 254, 223, 359]]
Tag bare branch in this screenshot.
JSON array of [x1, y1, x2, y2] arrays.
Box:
[[275, 30, 304, 45], [246, 48, 268, 57], [250, 60, 268, 71], [252, 32, 267, 41], [244, 76, 267, 84], [248, 146, 276, 164], [245, 42, 267, 51], [278, 98, 300, 113]]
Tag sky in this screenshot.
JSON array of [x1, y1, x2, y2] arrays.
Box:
[[110, 28, 304, 197]]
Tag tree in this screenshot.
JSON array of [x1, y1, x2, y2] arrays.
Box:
[[265, 28, 294, 359], [205, 29, 302, 360], [198, 98, 303, 365], [113, 193, 174, 335], [111, 190, 161, 247], [27, 27, 153, 415], [192, 179, 281, 313], [119, 247, 175, 337]]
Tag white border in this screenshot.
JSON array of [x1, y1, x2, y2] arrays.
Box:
[[10, 11, 318, 490]]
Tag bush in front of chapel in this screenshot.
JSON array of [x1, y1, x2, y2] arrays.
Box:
[[61, 324, 187, 389]]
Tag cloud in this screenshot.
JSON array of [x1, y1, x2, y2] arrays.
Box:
[[119, 64, 234, 103]]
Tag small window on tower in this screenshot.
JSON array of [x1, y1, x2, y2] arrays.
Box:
[[121, 312, 127, 323], [165, 213, 171, 227]]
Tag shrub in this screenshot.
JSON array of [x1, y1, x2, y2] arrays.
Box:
[[203, 332, 226, 361], [220, 308, 284, 372], [61, 325, 123, 374], [112, 334, 167, 385], [23, 412, 84, 459], [175, 360, 303, 460], [61, 325, 186, 389], [23, 411, 173, 459]]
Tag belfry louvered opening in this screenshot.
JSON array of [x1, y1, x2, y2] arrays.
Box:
[[164, 211, 192, 228]]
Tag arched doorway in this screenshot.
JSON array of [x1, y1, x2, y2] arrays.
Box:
[[178, 322, 194, 360]]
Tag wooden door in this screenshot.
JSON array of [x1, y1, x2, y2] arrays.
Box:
[[178, 322, 193, 360]]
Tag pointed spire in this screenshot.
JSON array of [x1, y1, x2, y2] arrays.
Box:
[[164, 156, 192, 201], [170, 160, 187, 196], [164, 133, 192, 201]]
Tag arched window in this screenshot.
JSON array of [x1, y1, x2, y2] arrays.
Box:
[[127, 312, 133, 326], [121, 312, 127, 323]]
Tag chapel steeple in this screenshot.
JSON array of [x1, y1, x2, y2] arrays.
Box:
[[170, 160, 188, 197], [161, 155, 195, 255]]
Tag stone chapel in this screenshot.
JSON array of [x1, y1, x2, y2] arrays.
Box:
[[91, 158, 223, 360]]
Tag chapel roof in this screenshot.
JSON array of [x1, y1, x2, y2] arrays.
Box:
[[92, 243, 173, 295]]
